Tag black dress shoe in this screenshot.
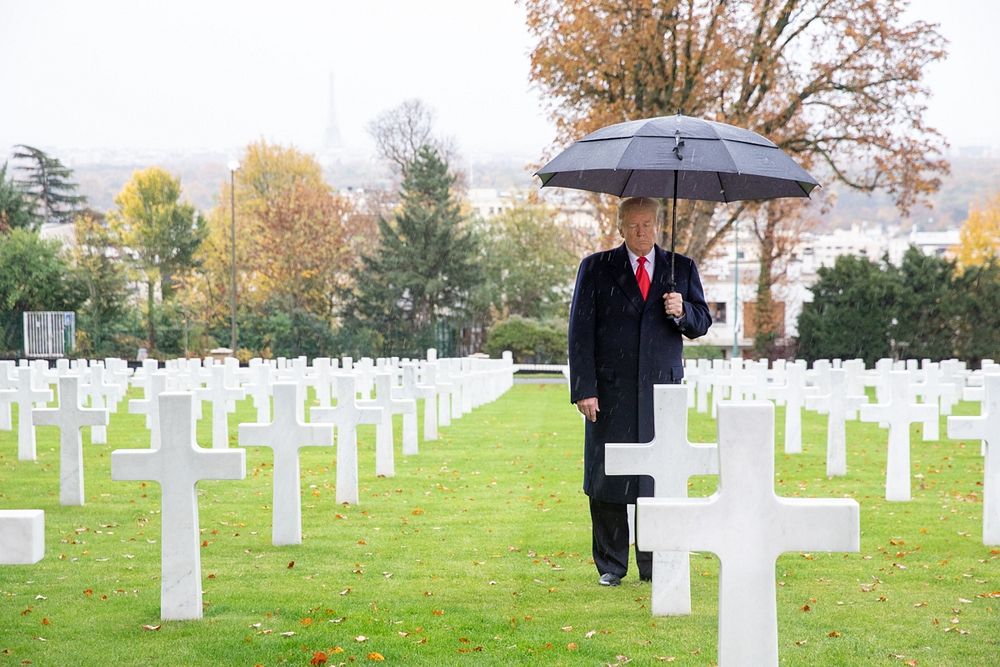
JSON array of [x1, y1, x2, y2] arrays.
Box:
[[598, 573, 621, 586]]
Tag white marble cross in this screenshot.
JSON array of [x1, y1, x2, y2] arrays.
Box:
[[243, 363, 273, 424], [804, 370, 866, 477], [948, 372, 1000, 545], [196, 365, 246, 449], [0, 510, 44, 564], [81, 366, 118, 444], [0, 360, 16, 430], [32, 376, 109, 506], [859, 371, 938, 501], [605, 384, 718, 616], [14, 367, 52, 461], [637, 402, 859, 666], [361, 372, 417, 473], [111, 392, 245, 620], [310, 375, 383, 505], [401, 363, 437, 442], [238, 382, 333, 545], [128, 371, 170, 449], [765, 362, 810, 454]]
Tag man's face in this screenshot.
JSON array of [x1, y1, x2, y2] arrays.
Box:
[[620, 207, 658, 257]]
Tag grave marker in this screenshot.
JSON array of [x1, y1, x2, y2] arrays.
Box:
[[311, 375, 382, 505], [32, 376, 109, 506], [605, 384, 718, 615], [196, 365, 246, 449], [637, 402, 859, 666], [14, 368, 52, 461], [859, 371, 937, 501], [112, 392, 246, 620], [0, 510, 44, 564], [947, 373, 1000, 545], [239, 382, 334, 545]]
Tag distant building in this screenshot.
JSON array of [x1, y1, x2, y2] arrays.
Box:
[[694, 221, 962, 356]]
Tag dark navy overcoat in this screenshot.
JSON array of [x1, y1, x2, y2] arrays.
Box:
[[568, 243, 711, 503]]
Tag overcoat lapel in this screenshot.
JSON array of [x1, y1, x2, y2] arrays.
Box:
[[611, 244, 645, 314], [643, 245, 671, 313]]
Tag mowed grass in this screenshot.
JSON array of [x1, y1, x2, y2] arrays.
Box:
[[0, 383, 996, 666]]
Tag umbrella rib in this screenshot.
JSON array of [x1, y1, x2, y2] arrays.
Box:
[[619, 169, 637, 198]]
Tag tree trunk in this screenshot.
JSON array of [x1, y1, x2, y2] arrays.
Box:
[[753, 220, 777, 360]]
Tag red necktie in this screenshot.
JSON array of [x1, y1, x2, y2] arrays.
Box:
[[636, 256, 650, 300]]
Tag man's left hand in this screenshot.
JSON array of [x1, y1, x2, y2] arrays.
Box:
[[663, 291, 684, 318]]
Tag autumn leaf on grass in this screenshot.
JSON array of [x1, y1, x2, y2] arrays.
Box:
[[300, 617, 313, 627], [141, 624, 161, 631], [309, 651, 328, 666], [566, 642, 578, 650], [411, 507, 424, 516], [355, 635, 368, 642], [432, 609, 444, 616], [827, 631, 842, 638], [367, 653, 385, 662]]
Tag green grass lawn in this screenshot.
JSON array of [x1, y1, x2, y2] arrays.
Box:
[[0, 384, 996, 666]]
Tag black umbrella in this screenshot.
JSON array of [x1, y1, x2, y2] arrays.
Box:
[[536, 113, 819, 290]]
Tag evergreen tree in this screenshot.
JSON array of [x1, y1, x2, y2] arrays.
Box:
[[0, 162, 39, 232], [796, 254, 898, 366], [11, 145, 86, 225], [346, 146, 481, 356], [892, 247, 959, 360]]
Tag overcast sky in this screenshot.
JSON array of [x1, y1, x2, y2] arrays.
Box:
[[1, 0, 997, 162]]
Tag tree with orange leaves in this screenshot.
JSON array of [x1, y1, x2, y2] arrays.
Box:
[[526, 0, 949, 355]]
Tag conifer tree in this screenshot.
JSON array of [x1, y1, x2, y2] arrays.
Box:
[[0, 162, 39, 232], [347, 146, 481, 356], [11, 145, 86, 225]]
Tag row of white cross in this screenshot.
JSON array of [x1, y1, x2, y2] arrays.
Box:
[[0, 352, 515, 621]]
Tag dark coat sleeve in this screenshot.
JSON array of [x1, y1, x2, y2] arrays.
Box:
[[567, 255, 597, 403], [678, 258, 711, 340]]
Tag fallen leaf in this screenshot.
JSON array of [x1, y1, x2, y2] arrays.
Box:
[[656, 657, 677, 662], [367, 653, 384, 662], [141, 624, 161, 632], [561, 625, 573, 632], [41, 618, 50, 626], [300, 618, 313, 627], [309, 651, 328, 666], [800, 604, 811, 612], [432, 609, 444, 616], [794, 640, 807, 646], [827, 631, 842, 638], [585, 630, 597, 639], [83, 589, 93, 597], [280, 631, 296, 637], [411, 508, 424, 515], [567, 642, 578, 650], [287, 561, 295, 569], [355, 635, 368, 642]]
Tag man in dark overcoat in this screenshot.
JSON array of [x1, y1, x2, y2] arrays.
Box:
[[568, 196, 711, 586]]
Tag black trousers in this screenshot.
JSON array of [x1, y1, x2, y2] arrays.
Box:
[[589, 496, 652, 580]]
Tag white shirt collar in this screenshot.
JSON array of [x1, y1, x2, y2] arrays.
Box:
[[625, 244, 655, 274]]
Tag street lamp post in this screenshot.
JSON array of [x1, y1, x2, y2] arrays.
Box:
[[227, 160, 240, 353]]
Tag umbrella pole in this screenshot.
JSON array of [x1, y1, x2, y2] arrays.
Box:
[[668, 170, 678, 293]]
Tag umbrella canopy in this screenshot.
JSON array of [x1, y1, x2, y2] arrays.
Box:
[[536, 113, 819, 291], [536, 114, 819, 202]]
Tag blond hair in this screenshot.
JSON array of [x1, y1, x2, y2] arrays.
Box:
[[616, 197, 662, 233]]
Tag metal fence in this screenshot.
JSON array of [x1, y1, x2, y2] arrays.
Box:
[[23, 312, 75, 358]]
